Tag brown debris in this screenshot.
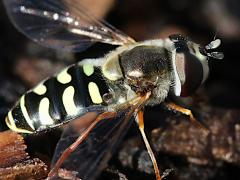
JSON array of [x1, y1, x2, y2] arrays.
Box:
[[0, 131, 28, 168], [0, 158, 48, 180], [54, 168, 80, 180], [118, 105, 240, 179], [151, 106, 240, 165], [0, 131, 48, 179]]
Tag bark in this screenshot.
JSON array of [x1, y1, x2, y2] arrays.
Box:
[[0, 131, 48, 180]]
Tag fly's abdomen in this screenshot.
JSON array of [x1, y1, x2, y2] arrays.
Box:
[[6, 61, 110, 133]]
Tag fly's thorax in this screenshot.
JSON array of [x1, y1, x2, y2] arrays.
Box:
[[102, 42, 174, 106], [101, 39, 167, 82], [119, 45, 173, 105]]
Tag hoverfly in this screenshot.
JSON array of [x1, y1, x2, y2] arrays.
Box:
[[3, 0, 223, 179]]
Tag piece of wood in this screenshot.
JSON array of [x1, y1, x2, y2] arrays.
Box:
[[151, 107, 240, 165], [0, 131, 28, 168], [0, 158, 48, 180], [0, 131, 48, 179]]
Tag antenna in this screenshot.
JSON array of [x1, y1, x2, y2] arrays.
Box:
[[204, 33, 224, 60], [205, 39, 221, 50], [207, 52, 224, 59]]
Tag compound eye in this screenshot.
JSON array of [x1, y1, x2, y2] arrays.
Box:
[[175, 52, 205, 96]]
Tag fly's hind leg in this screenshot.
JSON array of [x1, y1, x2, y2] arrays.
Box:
[[166, 102, 209, 134], [48, 111, 117, 178], [137, 110, 161, 180]]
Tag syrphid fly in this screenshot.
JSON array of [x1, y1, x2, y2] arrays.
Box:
[[3, 0, 223, 179]]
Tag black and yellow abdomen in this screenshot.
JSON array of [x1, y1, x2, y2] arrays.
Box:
[[6, 61, 110, 133]]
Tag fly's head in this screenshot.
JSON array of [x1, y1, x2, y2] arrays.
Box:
[[169, 34, 224, 97]]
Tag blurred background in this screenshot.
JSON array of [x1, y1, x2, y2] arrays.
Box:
[[0, 0, 240, 179]]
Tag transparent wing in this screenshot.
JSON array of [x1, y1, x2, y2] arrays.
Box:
[[3, 0, 135, 52], [51, 108, 135, 180]]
